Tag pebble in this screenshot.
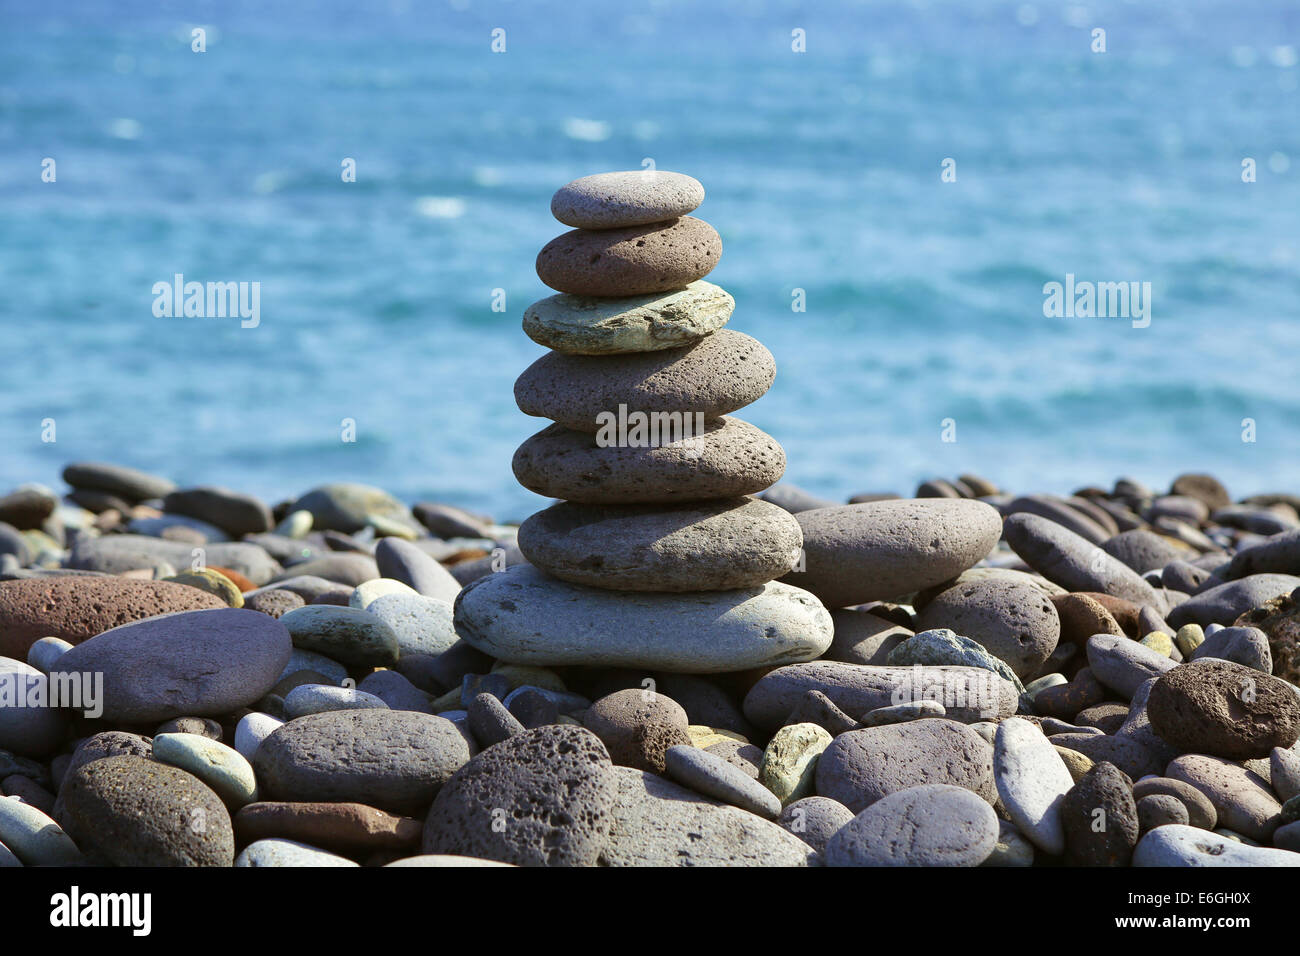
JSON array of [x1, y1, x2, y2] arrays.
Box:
[[1166, 754, 1281, 842], [456, 565, 831, 673], [817, 719, 994, 813], [278, 647, 349, 685], [1061, 761, 1139, 865], [825, 608, 913, 665], [1272, 746, 1300, 802], [777, 796, 854, 852], [760, 722, 833, 806], [68, 534, 279, 585], [513, 416, 786, 504], [824, 784, 998, 867], [291, 482, 417, 535], [913, 577, 1060, 679], [1052, 592, 1126, 645], [234, 801, 421, 856], [582, 689, 691, 774], [743, 660, 1019, 730], [1102, 529, 1189, 574], [517, 497, 802, 591], [1133, 824, 1300, 866], [348, 577, 416, 609], [983, 819, 1037, 866], [357, 670, 433, 713], [1085, 634, 1177, 700], [164, 568, 244, 607], [61, 755, 233, 866], [1129, 779, 1214, 832], [550, 169, 705, 229], [373, 537, 462, 603], [0, 795, 83, 865], [1003, 512, 1163, 608], [271, 553, 379, 588], [1190, 624, 1273, 672], [665, 744, 781, 818], [253, 709, 471, 814], [705, 739, 764, 779], [524, 280, 733, 355], [0, 658, 67, 757], [153, 732, 259, 808], [599, 766, 814, 866], [50, 606, 291, 723], [1167, 574, 1300, 628], [467, 691, 526, 747], [279, 604, 400, 667], [62, 461, 175, 501], [163, 486, 273, 537], [235, 838, 359, 867], [0, 575, 227, 659], [861, 699, 946, 726], [783, 689, 861, 735], [1147, 659, 1300, 759], [423, 725, 619, 866], [536, 216, 721, 296], [364, 591, 459, 658], [1136, 793, 1190, 831], [514, 328, 774, 433], [783, 498, 1002, 608], [1054, 746, 1095, 782], [886, 628, 1026, 695], [994, 717, 1074, 855], [284, 684, 389, 718], [234, 712, 284, 760]]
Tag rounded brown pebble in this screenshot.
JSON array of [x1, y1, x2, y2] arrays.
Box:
[[512, 417, 785, 505], [1033, 667, 1108, 721], [536, 216, 721, 296], [582, 689, 691, 774], [1051, 592, 1126, 645], [517, 497, 801, 592], [1147, 658, 1300, 759], [1131, 776, 1218, 830], [233, 801, 422, 856], [514, 329, 775, 433], [0, 576, 226, 659], [550, 170, 705, 229], [1136, 793, 1190, 832]]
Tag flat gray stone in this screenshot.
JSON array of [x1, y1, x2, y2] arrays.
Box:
[[1134, 824, 1300, 866], [517, 497, 801, 591], [824, 784, 998, 866], [1003, 512, 1163, 608], [280, 604, 400, 667], [454, 564, 832, 673], [1166, 753, 1282, 842], [374, 537, 462, 603], [994, 717, 1074, 855], [664, 745, 781, 818], [550, 169, 705, 229], [283, 684, 389, 718], [1167, 574, 1300, 628], [1086, 634, 1177, 700], [365, 592, 458, 658]]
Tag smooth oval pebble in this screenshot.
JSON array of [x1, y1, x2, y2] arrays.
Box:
[[279, 604, 400, 667], [1166, 753, 1281, 842], [349, 577, 416, 610], [665, 745, 781, 818], [550, 169, 705, 229], [523, 280, 732, 355], [1086, 634, 1177, 700], [455, 564, 831, 673], [234, 712, 284, 760], [283, 684, 389, 718], [0, 795, 83, 866], [152, 732, 259, 808], [26, 636, 73, 673], [824, 784, 998, 867], [994, 717, 1075, 855], [514, 329, 774, 433], [513, 417, 786, 504], [1133, 824, 1300, 866], [517, 497, 801, 592], [0, 658, 67, 757], [49, 607, 292, 723], [781, 499, 1003, 608], [1003, 512, 1163, 608], [365, 591, 459, 657], [374, 537, 462, 604], [235, 838, 359, 867], [536, 216, 721, 296]]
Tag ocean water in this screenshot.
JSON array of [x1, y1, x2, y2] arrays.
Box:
[[1, 0, 1297, 522]]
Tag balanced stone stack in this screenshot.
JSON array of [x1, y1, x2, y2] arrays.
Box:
[[455, 170, 834, 673]]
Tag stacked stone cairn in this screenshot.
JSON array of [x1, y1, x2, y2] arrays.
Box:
[[454, 170, 834, 674]]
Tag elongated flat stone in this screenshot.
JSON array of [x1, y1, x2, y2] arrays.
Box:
[[994, 717, 1074, 855], [523, 281, 733, 355], [550, 170, 705, 229], [454, 565, 831, 674]]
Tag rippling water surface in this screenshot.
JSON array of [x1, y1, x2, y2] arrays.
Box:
[[1, 0, 1297, 519]]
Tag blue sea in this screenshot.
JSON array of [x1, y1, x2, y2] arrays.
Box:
[[1, 0, 1298, 522]]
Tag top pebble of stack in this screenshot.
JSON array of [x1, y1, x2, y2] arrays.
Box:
[[550, 170, 705, 229]]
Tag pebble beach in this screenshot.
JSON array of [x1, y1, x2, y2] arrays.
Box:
[[3, 170, 1300, 870]]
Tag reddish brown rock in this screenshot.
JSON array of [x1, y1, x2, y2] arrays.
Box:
[[233, 801, 422, 856], [210, 566, 255, 592], [1147, 659, 1300, 759], [536, 217, 721, 296], [0, 576, 227, 659], [1051, 593, 1126, 645], [1236, 593, 1300, 683], [1076, 592, 1143, 637]]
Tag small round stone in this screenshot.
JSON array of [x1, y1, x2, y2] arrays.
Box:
[[776, 795, 854, 853], [824, 784, 998, 867], [1137, 793, 1190, 832], [536, 217, 721, 296], [582, 689, 691, 774], [467, 692, 526, 748], [550, 170, 705, 229], [283, 684, 389, 718], [152, 733, 259, 809]]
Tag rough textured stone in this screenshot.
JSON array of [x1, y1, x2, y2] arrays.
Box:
[[254, 709, 470, 814], [777, 795, 854, 853], [1004, 512, 1163, 608], [582, 689, 690, 774], [1166, 754, 1281, 842], [515, 329, 773, 433], [423, 725, 618, 866], [49, 607, 291, 723], [513, 417, 785, 504], [523, 280, 732, 355], [782, 499, 1002, 608], [913, 578, 1060, 679], [233, 801, 421, 856], [517, 498, 801, 592], [550, 169, 705, 229], [1147, 659, 1300, 759], [824, 784, 998, 867], [455, 565, 831, 673], [536, 216, 721, 296], [1061, 761, 1138, 865]]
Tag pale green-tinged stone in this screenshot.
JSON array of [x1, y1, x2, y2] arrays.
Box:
[[759, 722, 832, 806], [1055, 745, 1095, 782], [1175, 623, 1205, 657], [0, 796, 83, 866], [153, 733, 258, 808], [1025, 673, 1067, 697], [981, 819, 1036, 867], [1140, 631, 1174, 656], [27, 636, 74, 673], [887, 628, 1027, 694], [522, 280, 734, 355], [349, 577, 417, 610], [367, 514, 419, 540], [280, 604, 400, 666], [165, 568, 244, 607], [274, 509, 313, 538]]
